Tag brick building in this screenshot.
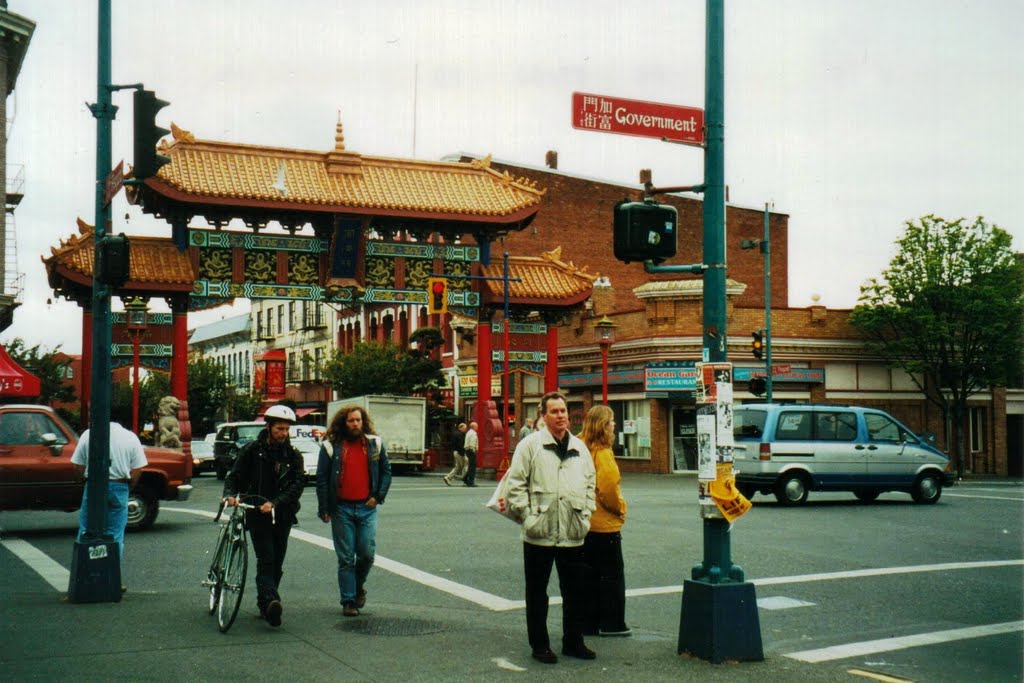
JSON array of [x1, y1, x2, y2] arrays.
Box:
[[449, 153, 1022, 478]]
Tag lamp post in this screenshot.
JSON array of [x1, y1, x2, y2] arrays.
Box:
[[125, 298, 149, 434], [595, 316, 616, 406]]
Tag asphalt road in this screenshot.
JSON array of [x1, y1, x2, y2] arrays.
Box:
[[2, 472, 1021, 682]]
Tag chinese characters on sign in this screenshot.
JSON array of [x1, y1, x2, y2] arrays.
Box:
[[571, 91, 705, 145]]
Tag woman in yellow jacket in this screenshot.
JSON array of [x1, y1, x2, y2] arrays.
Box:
[[579, 405, 631, 636]]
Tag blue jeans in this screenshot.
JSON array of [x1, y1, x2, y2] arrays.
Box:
[[77, 480, 129, 567], [330, 502, 377, 605]]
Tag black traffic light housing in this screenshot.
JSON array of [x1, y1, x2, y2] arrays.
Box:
[[751, 330, 764, 360], [613, 199, 677, 264], [97, 233, 131, 288], [427, 277, 448, 314], [132, 89, 171, 180], [749, 376, 767, 397]]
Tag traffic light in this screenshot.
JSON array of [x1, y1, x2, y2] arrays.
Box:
[[613, 199, 677, 263], [132, 89, 171, 180], [97, 234, 131, 288], [427, 277, 448, 314], [751, 330, 764, 360], [749, 377, 767, 397]]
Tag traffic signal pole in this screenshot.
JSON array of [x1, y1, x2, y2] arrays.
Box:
[[763, 202, 773, 403], [675, 0, 762, 662], [69, 0, 120, 603]]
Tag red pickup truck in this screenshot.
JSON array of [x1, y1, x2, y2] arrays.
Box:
[[0, 404, 192, 530]]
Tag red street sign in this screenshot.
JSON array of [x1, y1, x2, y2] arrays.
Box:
[[103, 160, 124, 207], [771, 364, 792, 375], [571, 91, 704, 145]]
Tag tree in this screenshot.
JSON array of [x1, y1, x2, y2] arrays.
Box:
[[321, 338, 446, 399], [849, 215, 1024, 478], [3, 338, 75, 407]]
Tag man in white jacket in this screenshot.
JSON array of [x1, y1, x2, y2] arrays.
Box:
[[505, 391, 596, 665]]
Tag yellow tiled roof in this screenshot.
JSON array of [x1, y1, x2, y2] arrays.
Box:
[[480, 247, 596, 305], [149, 123, 545, 220], [44, 218, 196, 291]]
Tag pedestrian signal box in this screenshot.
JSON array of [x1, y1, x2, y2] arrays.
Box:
[[613, 199, 677, 263]]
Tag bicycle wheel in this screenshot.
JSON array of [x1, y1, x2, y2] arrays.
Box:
[[205, 530, 227, 615], [217, 534, 248, 632]]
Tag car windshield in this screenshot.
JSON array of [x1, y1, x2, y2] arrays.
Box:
[[236, 425, 264, 442], [733, 408, 767, 439]]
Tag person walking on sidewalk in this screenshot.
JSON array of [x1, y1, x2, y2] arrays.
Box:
[[579, 405, 631, 637], [317, 404, 392, 617], [223, 404, 305, 628], [462, 421, 479, 487], [443, 422, 468, 486], [505, 391, 597, 665]]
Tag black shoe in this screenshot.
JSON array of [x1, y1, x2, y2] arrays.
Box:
[[531, 648, 558, 664], [561, 644, 596, 660], [599, 625, 632, 637], [355, 588, 367, 609], [266, 600, 282, 627], [465, 482, 477, 487]]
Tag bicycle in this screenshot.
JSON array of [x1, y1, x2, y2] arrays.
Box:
[[202, 495, 273, 632]]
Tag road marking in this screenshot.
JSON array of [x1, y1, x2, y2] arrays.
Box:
[[621, 559, 1024, 598], [785, 620, 1024, 663], [757, 596, 815, 610], [165, 509, 1024, 615], [1, 537, 69, 591], [491, 657, 527, 672], [847, 668, 916, 682], [944, 493, 1023, 501]]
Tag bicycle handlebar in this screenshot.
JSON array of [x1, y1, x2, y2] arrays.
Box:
[[215, 495, 275, 524]]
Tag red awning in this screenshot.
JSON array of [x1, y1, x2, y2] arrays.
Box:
[[295, 407, 316, 418], [0, 345, 41, 398], [255, 349, 286, 362]]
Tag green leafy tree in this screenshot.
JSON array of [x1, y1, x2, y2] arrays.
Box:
[[322, 337, 446, 399], [849, 215, 1024, 477], [227, 390, 264, 422], [3, 338, 75, 407]]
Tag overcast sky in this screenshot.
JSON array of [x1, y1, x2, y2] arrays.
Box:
[[3, 0, 1021, 355]]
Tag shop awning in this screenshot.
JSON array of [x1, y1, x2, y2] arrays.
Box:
[[295, 407, 317, 418], [0, 345, 41, 398]]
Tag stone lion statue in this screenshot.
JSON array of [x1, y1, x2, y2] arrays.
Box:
[[157, 395, 182, 449]]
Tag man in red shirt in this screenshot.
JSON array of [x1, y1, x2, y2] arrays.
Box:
[[316, 405, 392, 617]]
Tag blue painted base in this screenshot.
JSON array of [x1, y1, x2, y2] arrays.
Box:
[[68, 540, 122, 604], [678, 579, 763, 663]]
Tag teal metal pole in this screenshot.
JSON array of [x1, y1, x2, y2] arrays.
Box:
[[678, 0, 763, 662], [764, 203, 772, 402], [69, 0, 120, 602]]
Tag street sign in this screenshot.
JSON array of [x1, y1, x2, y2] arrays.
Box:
[[771, 364, 792, 375], [103, 160, 124, 207], [571, 91, 704, 145]]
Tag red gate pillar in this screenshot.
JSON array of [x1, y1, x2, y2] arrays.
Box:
[[475, 321, 494, 468], [544, 324, 559, 393], [170, 301, 188, 400]]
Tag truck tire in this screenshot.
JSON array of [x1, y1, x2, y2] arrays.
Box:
[[127, 487, 160, 531]]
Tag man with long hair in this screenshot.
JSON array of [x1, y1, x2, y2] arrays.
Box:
[[505, 391, 597, 664], [579, 405, 630, 637], [316, 404, 392, 617]]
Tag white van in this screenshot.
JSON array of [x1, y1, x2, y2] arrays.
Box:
[[289, 424, 326, 481], [733, 403, 954, 505]]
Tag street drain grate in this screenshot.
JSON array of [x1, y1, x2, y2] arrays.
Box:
[[338, 617, 445, 637]]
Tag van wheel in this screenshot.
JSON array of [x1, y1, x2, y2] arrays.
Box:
[[774, 473, 809, 506], [911, 473, 942, 504], [854, 489, 879, 502]]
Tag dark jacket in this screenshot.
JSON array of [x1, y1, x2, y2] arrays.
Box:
[[451, 429, 466, 454], [316, 434, 392, 517], [223, 429, 305, 525]]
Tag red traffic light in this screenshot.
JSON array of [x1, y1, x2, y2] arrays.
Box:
[[427, 277, 448, 314], [431, 280, 446, 294]]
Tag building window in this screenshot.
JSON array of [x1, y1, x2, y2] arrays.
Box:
[[314, 346, 323, 381], [609, 399, 651, 460], [288, 351, 298, 382], [256, 311, 264, 339], [970, 406, 986, 452], [289, 302, 296, 331], [277, 305, 284, 334]]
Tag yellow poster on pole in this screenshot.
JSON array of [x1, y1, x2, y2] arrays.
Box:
[[709, 463, 752, 522]]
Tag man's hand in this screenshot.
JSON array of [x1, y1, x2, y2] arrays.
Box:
[[260, 501, 274, 515], [226, 496, 238, 507], [366, 497, 378, 509], [320, 513, 330, 523]]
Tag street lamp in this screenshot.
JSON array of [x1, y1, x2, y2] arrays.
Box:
[[125, 297, 149, 434], [595, 315, 616, 406]]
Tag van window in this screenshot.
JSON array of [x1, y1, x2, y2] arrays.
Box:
[[865, 413, 902, 442], [776, 411, 813, 440], [733, 408, 767, 439], [814, 411, 858, 441]]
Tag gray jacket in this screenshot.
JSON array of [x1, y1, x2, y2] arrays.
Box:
[[505, 427, 596, 547]]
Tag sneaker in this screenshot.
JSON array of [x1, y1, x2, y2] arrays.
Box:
[[531, 648, 558, 664], [443, 477, 452, 486], [355, 589, 367, 609], [342, 603, 360, 617], [561, 643, 596, 660], [599, 626, 632, 637], [266, 600, 283, 627]]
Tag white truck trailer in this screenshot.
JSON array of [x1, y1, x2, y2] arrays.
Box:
[[326, 395, 427, 469]]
